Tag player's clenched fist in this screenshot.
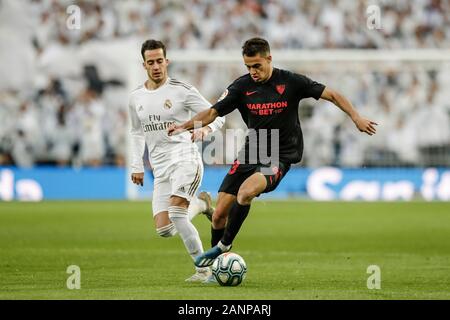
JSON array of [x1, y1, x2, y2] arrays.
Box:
[[131, 172, 144, 186]]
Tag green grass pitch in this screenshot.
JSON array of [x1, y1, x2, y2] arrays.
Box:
[[1, 201, 449, 300]]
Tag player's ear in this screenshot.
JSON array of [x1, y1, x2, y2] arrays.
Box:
[[166, 58, 170, 66], [266, 55, 272, 63]]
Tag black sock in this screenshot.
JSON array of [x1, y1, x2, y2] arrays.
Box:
[[211, 227, 225, 248], [221, 201, 250, 246]]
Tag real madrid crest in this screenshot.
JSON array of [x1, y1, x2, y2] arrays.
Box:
[[164, 99, 172, 109]]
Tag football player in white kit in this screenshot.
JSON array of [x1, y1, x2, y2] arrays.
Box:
[[128, 40, 225, 282]]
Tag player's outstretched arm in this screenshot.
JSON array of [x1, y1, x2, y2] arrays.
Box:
[[320, 87, 378, 136], [168, 108, 219, 136]]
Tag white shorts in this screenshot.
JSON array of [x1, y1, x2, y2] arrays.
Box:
[[152, 158, 203, 216]]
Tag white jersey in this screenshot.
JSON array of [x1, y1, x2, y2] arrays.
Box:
[[128, 77, 224, 177]]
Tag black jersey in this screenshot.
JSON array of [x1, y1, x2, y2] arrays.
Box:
[[212, 68, 325, 164]]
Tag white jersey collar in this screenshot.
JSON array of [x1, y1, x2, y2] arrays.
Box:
[[144, 77, 170, 92]]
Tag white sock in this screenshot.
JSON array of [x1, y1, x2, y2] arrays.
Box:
[[218, 241, 232, 252], [163, 197, 207, 238], [156, 223, 177, 237], [168, 206, 204, 260], [187, 196, 207, 221]]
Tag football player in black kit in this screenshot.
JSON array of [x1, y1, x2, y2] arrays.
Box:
[[168, 38, 377, 269]]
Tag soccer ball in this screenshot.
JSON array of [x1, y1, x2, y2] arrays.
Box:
[[211, 252, 247, 286]]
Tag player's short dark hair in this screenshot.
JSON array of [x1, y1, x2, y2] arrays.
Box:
[[141, 39, 166, 60], [242, 38, 270, 57]]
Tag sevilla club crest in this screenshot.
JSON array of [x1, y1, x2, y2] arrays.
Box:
[[276, 84, 285, 95], [218, 89, 228, 102]]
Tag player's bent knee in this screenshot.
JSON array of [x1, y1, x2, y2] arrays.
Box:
[[213, 205, 228, 220], [212, 208, 227, 226], [156, 222, 177, 237], [237, 188, 258, 204]]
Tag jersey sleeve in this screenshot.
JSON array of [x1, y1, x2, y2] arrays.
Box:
[[185, 86, 225, 132], [293, 73, 326, 100], [211, 82, 241, 117], [128, 95, 146, 173]]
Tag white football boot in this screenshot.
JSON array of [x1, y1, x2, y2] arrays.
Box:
[[185, 267, 212, 283], [202, 273, 217, 284]]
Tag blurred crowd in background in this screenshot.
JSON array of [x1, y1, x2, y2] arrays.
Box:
[[0, 0, 449, 168], [16, 0, 450, 50]]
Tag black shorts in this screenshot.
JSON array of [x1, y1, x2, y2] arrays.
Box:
[[218, 160, 291, 196]]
